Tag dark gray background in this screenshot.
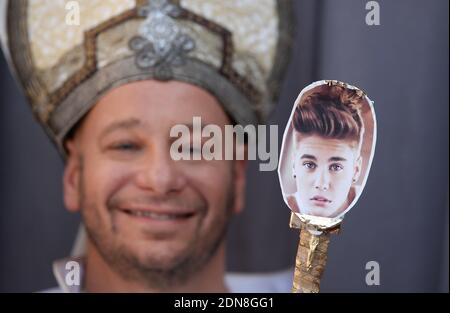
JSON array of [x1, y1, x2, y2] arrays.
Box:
[[0, 0, 448, 292]]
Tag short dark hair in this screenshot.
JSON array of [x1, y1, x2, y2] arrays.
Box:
[[292, 85, 364, 146]]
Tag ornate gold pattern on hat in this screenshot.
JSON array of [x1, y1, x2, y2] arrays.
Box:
[[3, 0, 294, 155]]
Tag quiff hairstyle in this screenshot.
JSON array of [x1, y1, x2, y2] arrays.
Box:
[[292, 85, 365, 149]]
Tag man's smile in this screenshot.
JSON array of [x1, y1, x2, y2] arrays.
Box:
[[121, 209, 195, 219], [111, 201, 201, 229]]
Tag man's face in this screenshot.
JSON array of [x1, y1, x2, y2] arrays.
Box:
[[293, 134, 361, 218], [63, 80, 246, 287]]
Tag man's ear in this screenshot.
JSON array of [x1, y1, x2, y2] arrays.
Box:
[[63, 140, 81, 212], [232, 145, 248, 215], [353, 155, 363, 183]]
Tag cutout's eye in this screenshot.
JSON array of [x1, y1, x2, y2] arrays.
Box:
[[329, 163, 343, 172], [302, 161, 316, 170]]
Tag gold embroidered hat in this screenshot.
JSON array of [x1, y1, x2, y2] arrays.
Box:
[[1, 0, 293, 155]]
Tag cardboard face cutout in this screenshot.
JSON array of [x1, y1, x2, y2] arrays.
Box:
[[278, 80, 377, 230]]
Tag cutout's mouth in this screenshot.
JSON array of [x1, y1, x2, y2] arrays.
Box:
[[310, 196, 331, 203]]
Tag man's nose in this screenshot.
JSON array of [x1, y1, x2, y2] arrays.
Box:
[[135, 145, 186, 194], [314, 168, 330, 191]]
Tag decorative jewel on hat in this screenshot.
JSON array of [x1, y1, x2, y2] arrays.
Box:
[[129, 0, 195, 80]]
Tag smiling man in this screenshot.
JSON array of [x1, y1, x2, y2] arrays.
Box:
[[64, 81, 244, 292], [1, 0, 293, 292]]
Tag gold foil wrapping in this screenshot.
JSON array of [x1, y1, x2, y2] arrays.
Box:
[[290, 212, 339, 293], [292, 228, 330, 293]]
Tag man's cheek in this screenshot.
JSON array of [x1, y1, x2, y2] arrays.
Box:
[[188, 161, 230, 183], [189, 166, 230, 204], [83, 165, 126, 206]]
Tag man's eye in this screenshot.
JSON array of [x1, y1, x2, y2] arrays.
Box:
[[302, 161, 316, 169], [329, 163, 343, 172], [189, 147, 202, 154], [188, 147, 203, 160], [176, 145, 201, 154], [111, 142, 140, 151]]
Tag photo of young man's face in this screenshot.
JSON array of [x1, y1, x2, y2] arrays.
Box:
[[293, 134, 361, 218], [278, 80, 376, 225]]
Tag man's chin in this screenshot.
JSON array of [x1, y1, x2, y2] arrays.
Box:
[[123, 239, 195, 269]]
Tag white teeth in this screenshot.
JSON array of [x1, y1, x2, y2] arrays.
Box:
[[127, 210, 188, 220]]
